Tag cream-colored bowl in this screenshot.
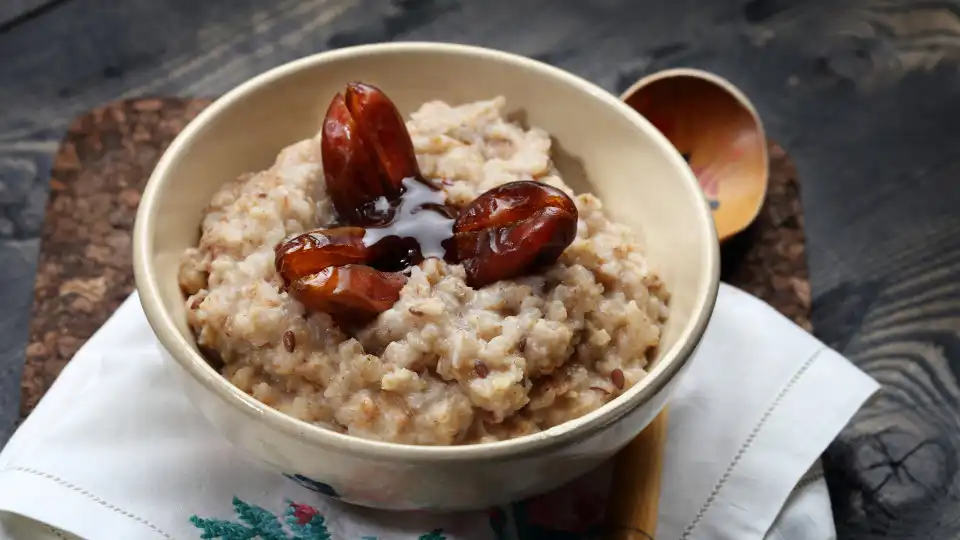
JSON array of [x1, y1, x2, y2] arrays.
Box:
[[133, 42, 719, 511]]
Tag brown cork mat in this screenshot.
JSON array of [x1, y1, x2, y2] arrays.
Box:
[[20, 98, 810, 419]]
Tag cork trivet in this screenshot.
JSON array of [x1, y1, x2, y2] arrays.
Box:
[[21, 98, 212, 417], [720, 143, 811, 331], [20, 98, 810, 422]]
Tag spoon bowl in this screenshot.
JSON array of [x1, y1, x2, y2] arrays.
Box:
[[621, 68, 768, 242]]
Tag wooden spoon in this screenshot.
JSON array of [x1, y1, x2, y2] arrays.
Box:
[[622, 68, 769, 243], [605, 69, 769, 539]]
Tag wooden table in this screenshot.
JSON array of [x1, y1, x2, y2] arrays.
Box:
[[2, 1, 960, 538]]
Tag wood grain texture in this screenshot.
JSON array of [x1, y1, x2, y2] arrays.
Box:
[[2, 0, 960, 538]]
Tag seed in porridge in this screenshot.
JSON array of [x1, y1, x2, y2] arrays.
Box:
[[474, 360, 490, 378], [590, 386, 611, 395], [190, 296, 203, 310], [283, 330, 296, 352], [611, 368, 625, 390], [518, 338, 527, 352], [257, 192, 267, 199], [409, 307, 425, 316]]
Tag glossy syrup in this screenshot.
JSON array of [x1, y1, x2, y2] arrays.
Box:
[[356, 177, 459, 272]]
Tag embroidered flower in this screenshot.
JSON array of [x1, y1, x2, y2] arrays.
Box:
[[190, 497, 326, 539], [290, 503, 318, 526], [190, 496, 447, 540]]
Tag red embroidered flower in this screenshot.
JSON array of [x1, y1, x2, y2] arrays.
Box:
[[290, 502, 318, 525]]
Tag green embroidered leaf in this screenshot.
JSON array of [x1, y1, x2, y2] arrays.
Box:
[[189, 515, 259, 539], [233, 497, 287, 540], [291, 516, 332, 540], [193, 496, 449, 540]]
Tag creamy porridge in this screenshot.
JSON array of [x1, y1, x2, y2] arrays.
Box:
[[178, 83, 669, 445]]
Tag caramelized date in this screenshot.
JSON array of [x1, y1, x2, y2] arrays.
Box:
[[275, 228, 407, 327], [344, 83, 420, 187], [289, 265, 406, 328], [321, 82, 421, 225], [453, 181, 578, 288], [275, 227, 369, 286], [321, 95, 384, 223]]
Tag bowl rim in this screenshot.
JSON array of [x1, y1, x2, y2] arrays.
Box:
[[133, 41, 720, 463]]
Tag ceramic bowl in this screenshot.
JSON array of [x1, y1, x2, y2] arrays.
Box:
[[132, 42, 719, 511]]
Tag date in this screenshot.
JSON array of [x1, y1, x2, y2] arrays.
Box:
[[274, 227, 370, 286], [321, 82, 421, 225], [275, 228, 413, 328], [289, 265, 406, 328], [453, 181, 578, 288]]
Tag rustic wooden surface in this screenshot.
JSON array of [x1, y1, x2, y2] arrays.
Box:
[[21, 98, 811, 539], [3, 1, 960, 538]]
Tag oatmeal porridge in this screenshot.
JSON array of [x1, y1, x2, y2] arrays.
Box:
[[178, 83, 669, 445]]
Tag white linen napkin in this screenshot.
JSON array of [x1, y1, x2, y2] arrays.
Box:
[[0, 283, 878, 540]]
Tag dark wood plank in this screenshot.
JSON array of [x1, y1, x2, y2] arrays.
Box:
[[0, 0, 64, 30], [2, 0, 960, 538]]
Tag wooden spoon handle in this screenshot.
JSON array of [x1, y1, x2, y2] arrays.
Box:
[[605, 408, 669, 539]]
